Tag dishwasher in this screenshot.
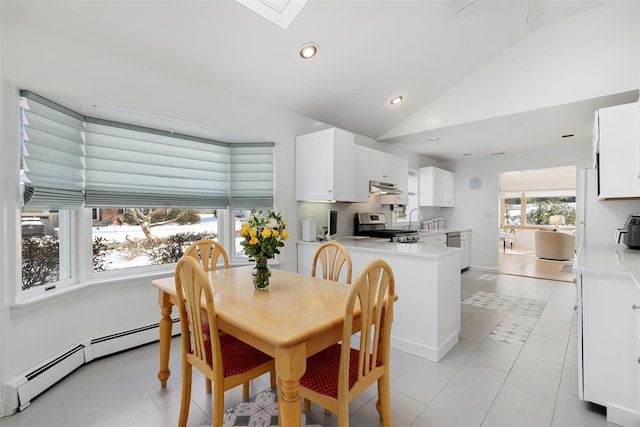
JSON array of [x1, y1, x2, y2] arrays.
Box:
[[447, 231, 461, 248]]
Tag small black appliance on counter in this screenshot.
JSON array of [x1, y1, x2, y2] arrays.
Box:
[[616, 214, 640, 249]]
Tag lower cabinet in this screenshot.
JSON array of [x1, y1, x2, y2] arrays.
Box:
[[578, 273, 640, 425], [460, 231, 470, 270]]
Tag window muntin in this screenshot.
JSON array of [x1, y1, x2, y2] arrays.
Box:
[[393, 169, 418, 223]]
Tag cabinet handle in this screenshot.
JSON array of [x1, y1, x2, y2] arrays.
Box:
[[633, 304, 640, 310], [573, 305, 578, 312]]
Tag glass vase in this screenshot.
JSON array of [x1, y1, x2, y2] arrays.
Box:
[[252, 256, 271, 290]]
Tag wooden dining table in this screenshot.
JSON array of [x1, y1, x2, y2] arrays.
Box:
[[151, 265, 356, 427]]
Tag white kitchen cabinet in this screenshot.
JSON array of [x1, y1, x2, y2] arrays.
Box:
[[369, 150, 395, 182], [460, 231, 471, 269], [295, 128, 356, 202], [577, 272, 640, 425], [596, 102, 640, 199], [418, 166, 455, 207], [353, 145, 371, 203]]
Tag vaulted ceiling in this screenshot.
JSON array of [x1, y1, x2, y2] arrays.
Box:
[[3, 0, 638, 160]]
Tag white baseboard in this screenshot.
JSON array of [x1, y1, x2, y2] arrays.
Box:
[[2, 318, 180, 417]]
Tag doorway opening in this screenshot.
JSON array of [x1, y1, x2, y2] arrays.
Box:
[[498, 166, 577, 282]]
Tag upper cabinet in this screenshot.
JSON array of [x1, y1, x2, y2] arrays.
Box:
[[296, 128, 369, 202], [419, 166, 455, 207], [353, 145, 371, 203], [596, 102, 640, 200], [360, 146, 409, 205]]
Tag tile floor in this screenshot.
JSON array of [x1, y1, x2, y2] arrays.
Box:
[[0, 270, 617, 427]]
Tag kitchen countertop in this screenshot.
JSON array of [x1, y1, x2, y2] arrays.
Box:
[[574, 243, 640, 286], [298, 237, 462, 259]]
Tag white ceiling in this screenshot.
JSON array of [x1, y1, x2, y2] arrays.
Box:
[[4, 0, 638, 160]]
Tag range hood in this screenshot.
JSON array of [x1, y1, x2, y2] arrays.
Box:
[[369, 180, 402, 195]]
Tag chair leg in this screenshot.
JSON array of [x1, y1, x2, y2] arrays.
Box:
[[304, 398, 311, 412], [178, 364, 193, 427], [212, 383, 225, 427], [337, 398, 350, 427], [376, 374, 393, 426], [206, 378, 212, 393], [242, 382, 249, 399], [269, 367, 276, 388]]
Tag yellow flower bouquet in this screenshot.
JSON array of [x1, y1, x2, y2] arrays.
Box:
[[239, 210, 289, 259], [239, 211, 288, 290]]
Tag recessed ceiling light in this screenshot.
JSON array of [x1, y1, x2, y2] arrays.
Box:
[[299, 43, 318, 59], [561, 134, 574, 138], [427, 137, 439, 141], [390, 96, 403, 105]]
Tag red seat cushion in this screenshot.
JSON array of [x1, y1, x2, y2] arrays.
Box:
[[204, 334, 273, 377], [300, 344, 361, 399]]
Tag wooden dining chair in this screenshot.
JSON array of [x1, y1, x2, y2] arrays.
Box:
[[184, 239, 230, 392], [184, 239, 229, 271], [174, 256, 276, 427], [311, 241, 353, 284], [300, 259, 396, 427]]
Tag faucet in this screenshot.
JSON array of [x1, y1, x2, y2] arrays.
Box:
[[407, 208, 420, 231]]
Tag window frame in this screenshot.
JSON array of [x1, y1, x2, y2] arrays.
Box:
[[500, 191, 577, 229]]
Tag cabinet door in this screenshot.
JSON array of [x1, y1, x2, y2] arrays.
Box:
[[295, 128, 354, 201], [461, 239, 470, 269], [296, 131, 334, 201], [419, 166, 455, 207], [353, 145, 370, 203], [598, 102, 640, 199], [369, 150, 385, 181]]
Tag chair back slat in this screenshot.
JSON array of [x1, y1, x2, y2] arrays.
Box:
[[311, 241, 353, 284], [185, 239, 229, 272]]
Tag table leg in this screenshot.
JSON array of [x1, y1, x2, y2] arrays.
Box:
[[157, 291, 173, 387], [276, 344, 306, 427]]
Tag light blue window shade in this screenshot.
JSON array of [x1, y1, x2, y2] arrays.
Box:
[[20, 91, 85, 209], [229, 143, 274, 208], [84, 118, 230, 208]]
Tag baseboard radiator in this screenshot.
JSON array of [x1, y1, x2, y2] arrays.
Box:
[[2, 318, 180, 416]]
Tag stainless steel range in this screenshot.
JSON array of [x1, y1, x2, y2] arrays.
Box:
[[355, 212, 420, 243]]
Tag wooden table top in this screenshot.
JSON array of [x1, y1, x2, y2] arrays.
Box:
[[151, 265, 354, 349]]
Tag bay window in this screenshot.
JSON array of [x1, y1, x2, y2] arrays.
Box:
[[19, 90, 274, 296]]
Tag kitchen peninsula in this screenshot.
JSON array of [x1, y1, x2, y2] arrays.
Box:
[[297, 239, 462, 362]]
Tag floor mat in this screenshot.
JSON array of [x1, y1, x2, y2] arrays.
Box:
[[199, 387, 322, 427]]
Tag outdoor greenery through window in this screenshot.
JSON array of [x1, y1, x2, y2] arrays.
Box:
[[501, 194, 576, 227]]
